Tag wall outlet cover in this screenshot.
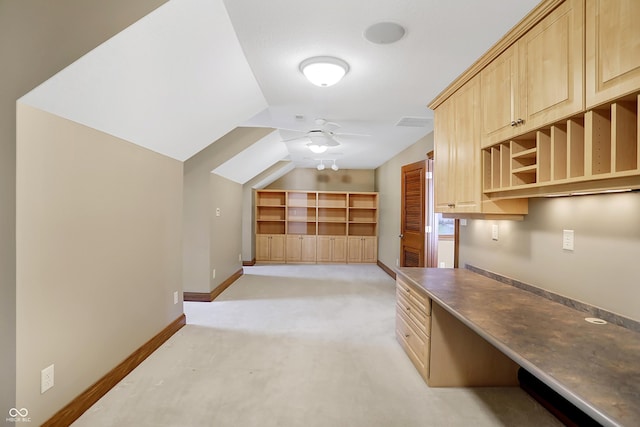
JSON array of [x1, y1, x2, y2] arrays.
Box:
[[41, 364, 54, 394], [491, 224, 499, 241], [563, 229, 575, 251]]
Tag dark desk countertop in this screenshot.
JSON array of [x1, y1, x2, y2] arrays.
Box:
[[396, 267, 640, 427]]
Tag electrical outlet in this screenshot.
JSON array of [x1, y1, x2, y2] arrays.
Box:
[[215, 208, 221, 217], [212, 269, 216, 279], [173, 291, 179, 305], [460, 219, 467, 226], [41, 364, 54, 394], [491, 224, 499, 241], [563, 229, 574, 251]]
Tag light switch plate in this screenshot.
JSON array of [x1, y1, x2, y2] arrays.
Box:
[[563, 229, 574, 251], [491, 224, 499, 241], [41, 364, 54, 394]]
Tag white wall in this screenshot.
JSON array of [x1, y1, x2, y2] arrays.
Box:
[[460, 192, 640, 322], [375, 133, 434, 270]]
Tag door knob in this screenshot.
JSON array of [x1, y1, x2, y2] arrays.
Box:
[[399, 234, 404, 238]]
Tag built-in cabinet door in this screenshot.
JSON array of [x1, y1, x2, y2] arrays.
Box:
[[300, 236, 317, 262], [270, 235, 285, 262], [481, 43, 520, 145], [452, 76, 481, 212], [347, 236, 362, 263], [316, 236, 332, 262], [285, 235, 302, 262], [347, 236, 377, 263], [434, 96, 455, 212], [586, 0, 640, 108], [256, 235, 271, 261], [481, 0, 584, 145], [332, 236, 347, 262], [361, 237, 377, 263], [520, 0, 584, 130], [256, 234, 285, 262], [434, 75, 482, 213]]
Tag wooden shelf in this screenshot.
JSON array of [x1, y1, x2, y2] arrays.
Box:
[[256, 190, 378, 263], [483, 94, 640, 197]]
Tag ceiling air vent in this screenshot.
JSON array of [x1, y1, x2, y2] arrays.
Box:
[[395, 116, 431, 127]]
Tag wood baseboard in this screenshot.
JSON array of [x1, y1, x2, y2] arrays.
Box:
[[183, 268, 243, 302], [42, 314, 186, 427], [242, 258, 256, 266], [377, 260, 396, 279]]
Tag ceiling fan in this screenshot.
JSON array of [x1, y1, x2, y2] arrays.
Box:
[[280, 118, 368, 153]]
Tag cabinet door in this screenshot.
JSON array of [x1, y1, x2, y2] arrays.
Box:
[[316, 236, 332, 262], [256, 235, 271, 261], [332, 236, 347, 263], [285, 235, 302, 261], [452, 76, 481, 212], [481, 43, 520, 145], [521, 0, 584, 128], [362, 237, 378, 263], [347, 236, 362, 263], [300, 236, 317, 262], [434, 97, 455, 212], [586, 0, 640, 108], [270, 235, 285, 262]]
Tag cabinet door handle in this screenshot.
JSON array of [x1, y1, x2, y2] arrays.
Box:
[[405, 306, 410, 311], [447, 203, 455, 208], [405, 334, 410, 338], [510, 120, 518, 127], [516, 118, 524, 125]]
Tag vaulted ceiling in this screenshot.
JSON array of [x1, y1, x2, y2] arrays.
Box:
[[19, 0, 540, 183]]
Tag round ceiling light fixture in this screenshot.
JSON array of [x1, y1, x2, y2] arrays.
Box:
[[299, 56, 349, 87], [364, 22, 406, 44], [308, 143, 329, 154]]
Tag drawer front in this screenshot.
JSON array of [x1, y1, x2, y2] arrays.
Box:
[[396, 306, 429, 360], [396, 278, 432, 315], [396, 289, 430, 336]]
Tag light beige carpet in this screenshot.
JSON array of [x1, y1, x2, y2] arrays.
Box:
[[73, 264, 561, 426]]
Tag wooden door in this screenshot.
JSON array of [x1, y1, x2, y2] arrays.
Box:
[[401, 160, 426, 267], [521, 0, 584, 129], [586, 0, 640, 108], [481, 43, 520, 145]]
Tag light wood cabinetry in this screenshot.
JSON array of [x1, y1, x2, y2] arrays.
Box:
[[317, 236, 347, 263], [255, 190, 377, 264], [586, 0, 640, 108], [256, 234, 285, 263], [396, 275, 519, 387], [481, 0, 584, 146], [435, 75, 482, 213], [285, 235, 317, 263]]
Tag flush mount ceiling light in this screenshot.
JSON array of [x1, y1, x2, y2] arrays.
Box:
[[299, 56, 349, 87]]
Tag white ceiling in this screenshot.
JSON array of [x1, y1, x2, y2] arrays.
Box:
[[19, 0, 540, 179]]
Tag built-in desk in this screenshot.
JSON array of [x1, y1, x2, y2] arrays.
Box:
[[395, 267, 640, 427]]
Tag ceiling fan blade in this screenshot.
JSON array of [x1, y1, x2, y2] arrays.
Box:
[[282, 135, 307, 142], [333, 131, 371, 137]]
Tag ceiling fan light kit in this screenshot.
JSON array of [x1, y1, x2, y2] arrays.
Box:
[[299, 56, 349, 87], [308, 143, 328, 154]]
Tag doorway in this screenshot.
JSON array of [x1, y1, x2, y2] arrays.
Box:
[[400, 153, 456, 268]]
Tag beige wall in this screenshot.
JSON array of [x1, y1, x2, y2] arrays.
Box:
[[210, 174, 244, 287], [266, 168, 375, 192], [183, 127, 274, 293], [0, 0, 168, 416], [375, 133, 434, 270], [16, 104, 183, 425], [460, 193, 640, 322]]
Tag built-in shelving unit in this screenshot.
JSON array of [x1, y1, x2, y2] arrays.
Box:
[[255, 190, 378, 263], [482, 94, 640, 197]]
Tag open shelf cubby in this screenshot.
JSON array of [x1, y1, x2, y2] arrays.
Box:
[[288, 191, 317, 207], [483, 93, 640, 196], [318, 192, 347, 208]]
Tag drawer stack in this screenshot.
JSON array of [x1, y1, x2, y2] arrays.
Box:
[[395, 277, 432, 382]]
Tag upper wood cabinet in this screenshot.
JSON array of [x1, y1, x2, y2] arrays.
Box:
[[435, 76, 482, 214], [586, 0, 640, 108], [481, 0, 584, 146]]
